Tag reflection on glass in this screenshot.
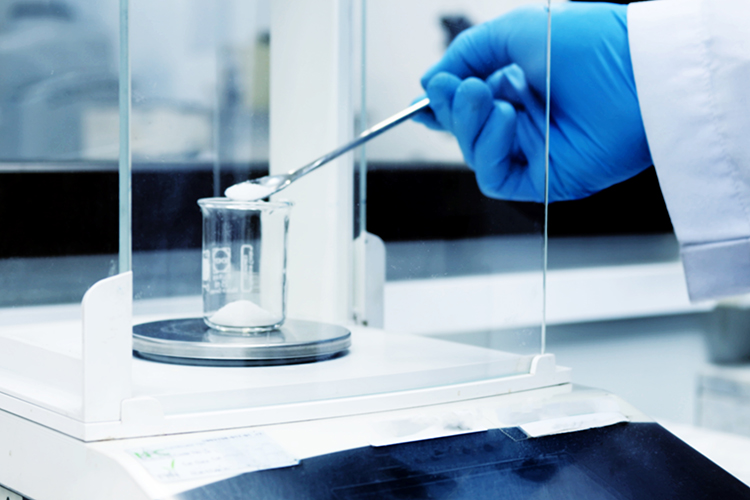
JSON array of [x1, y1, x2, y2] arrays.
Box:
[[130, 0, 271, 306], [0, 0, 118, 161], [364, 0, 549, 359], [0, 0, 120, 308], [0, 0, 273, 308]]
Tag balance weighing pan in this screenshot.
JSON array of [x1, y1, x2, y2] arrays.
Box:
[[133, 318, 351, 367]]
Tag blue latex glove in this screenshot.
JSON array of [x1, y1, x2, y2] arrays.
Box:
[[414, 3, 652, 202]]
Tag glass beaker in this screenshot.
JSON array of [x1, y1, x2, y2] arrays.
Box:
[[198, 198, 291, 333]]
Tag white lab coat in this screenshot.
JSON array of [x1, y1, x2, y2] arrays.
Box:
[[629, 0, 750, 301]]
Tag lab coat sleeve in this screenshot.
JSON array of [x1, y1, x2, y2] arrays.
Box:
[[628, 0, 750, 301]]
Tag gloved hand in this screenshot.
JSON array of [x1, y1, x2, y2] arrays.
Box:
[[414, 2, 652, 202]]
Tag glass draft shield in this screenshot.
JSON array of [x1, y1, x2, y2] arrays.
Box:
[[0, 0, 556, 441], [359, 0, 552, 370], [0, 0, 121, 308]]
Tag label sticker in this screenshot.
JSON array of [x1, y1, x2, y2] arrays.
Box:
[[128, 430, 298, 483]]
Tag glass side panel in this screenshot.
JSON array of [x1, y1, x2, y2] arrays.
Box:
[[129, 0, 269, 309], [123, 0, 552, 406], [361, 0, 551, 361], [0, 0, 121, 308]]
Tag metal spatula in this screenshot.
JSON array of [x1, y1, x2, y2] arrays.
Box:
[[225, 98, 430, 200]]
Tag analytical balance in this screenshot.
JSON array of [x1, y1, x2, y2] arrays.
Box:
[[0, 0, 748, 499]]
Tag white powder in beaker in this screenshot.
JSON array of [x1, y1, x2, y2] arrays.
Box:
[[224, 182, 276, 201], [209, 300, 281, 327]]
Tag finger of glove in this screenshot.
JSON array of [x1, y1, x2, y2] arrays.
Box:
[[425, 72, 462, 133], [511, 110, 547, 200], [486, 65, 545, 135], [421, 7, 548, 92], [411, 108, 444, 130], [410, 94, 444, 130], [451, 78, 494, 167], [473, 101, 520, 198], [421, 21, 513, 90]]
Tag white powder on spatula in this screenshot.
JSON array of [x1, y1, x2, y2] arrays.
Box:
[[209, 299, 281, 327], [224, 182, 276, 201]]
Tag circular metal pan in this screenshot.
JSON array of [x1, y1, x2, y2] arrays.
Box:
[[133, 318, 350, 367]]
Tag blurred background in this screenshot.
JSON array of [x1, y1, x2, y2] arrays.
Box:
[[0, 0, 747, 444]]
